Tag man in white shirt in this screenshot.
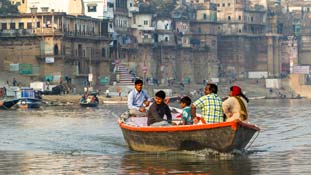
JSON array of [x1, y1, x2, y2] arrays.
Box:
[[127, 79, 151, 116]]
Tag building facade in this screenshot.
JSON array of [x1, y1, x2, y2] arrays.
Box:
[[0, 13, 110, 88]]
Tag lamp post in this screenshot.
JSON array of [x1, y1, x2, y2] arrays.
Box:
[[143, 54, 147, 84]]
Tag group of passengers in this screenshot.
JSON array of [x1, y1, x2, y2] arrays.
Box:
[[80, 92, 99, 103], [127, 79, 249, 126]]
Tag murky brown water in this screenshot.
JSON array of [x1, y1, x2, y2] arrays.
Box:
[[0, 100, 311, 174]]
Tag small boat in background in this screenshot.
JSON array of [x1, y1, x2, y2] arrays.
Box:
[[0, 99, 19, 110], [80, 91, 99, 107], [16, 87, 42, 109]]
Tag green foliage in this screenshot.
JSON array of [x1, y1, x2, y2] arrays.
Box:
[[0, 0, 19, 15], [139, 0, 176, 17]]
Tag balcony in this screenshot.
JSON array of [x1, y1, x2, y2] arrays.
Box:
[[141, 38, 154, 44], [0, 29, 33, 37], [33, 28, 64, 36], [131, 25, 155, 31]]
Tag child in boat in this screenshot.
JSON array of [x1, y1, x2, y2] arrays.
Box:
[[179, 96, 193, 125], [147, 90, 172, 126]]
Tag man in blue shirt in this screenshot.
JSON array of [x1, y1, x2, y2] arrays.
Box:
[[128, 79, 151, 116]]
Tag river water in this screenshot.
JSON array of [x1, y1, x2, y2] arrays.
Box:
[[0, 99, 310, 174]]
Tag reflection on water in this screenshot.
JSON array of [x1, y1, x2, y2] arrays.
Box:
[[0, 100, 311, 174], [118, 152, 253, 175], [0, 151, 124, 174]]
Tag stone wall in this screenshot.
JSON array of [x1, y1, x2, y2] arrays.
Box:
[[218, 35, 268, 79], [124, 45, 218, 84]]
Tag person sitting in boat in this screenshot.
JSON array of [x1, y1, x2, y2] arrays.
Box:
[[222, 86, 249, 122], [179, 96, 193, 125], [94, 95, 99, 103], [147, 90, 172, 126], [0, 101, 3, 106], [80, 93, 88, 103], [90, 94, 99, 103], [191, 83, 224, 123], [128, 79, 151, 116]]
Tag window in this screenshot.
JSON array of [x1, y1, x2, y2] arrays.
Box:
[[54, 44, 59, 55], [228, 3, 230, 6], [203, 14, 207, 20], [222, 3, 225, 7], [37, 22, 40, 28], [251, 17, 253, 22], [1, 23, 7, 30], [198, 27, 201, 33], [102, 48, 106, 57], [108, 2, 114, 8], [238, 16, 241, 21], [19, 22, 24, 29], [123, 20, 127, 27], [228, 16, 231, 21], [10, 22, 16, 29], [88, 5, 97, 12], [143, 20, 148, 25], [27, 22, 32, 29], [62, 45, 66, 55]]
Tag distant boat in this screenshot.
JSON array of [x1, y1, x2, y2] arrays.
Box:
[[0, 99, 19, 110], [16, 87, 42, 109], [118, 108, 260, 153], [80, 91, 99, 107]]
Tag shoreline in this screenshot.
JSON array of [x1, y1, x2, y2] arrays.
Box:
[[42, 95, 127, 106], [40, 94, 304, 107]]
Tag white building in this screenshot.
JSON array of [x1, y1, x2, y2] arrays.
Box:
[[131, 13, 155, 44], [83, 0, 114, 20], [11, 0, 84, 15], [83, 0, 106, 19]]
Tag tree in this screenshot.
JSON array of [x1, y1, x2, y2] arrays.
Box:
[[0, 0, 19, 15], [138, 0, 176, 17], [152, 0, 176, 17]]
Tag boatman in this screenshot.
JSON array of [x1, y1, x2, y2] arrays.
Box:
[[128, 79, 152, 116]]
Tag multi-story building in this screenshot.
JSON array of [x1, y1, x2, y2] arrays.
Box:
[[205, 0, 270, 79], [0, 12, 110, 88], [131, 12, 154, 44], [10, 0, 84, 15], [212, 0, 266, 35], [186, 1, 220, 81]]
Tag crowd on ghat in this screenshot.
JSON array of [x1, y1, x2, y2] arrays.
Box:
[[127, 79, 249, 126]]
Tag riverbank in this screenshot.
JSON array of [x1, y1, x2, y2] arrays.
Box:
[[41, 78, 302, 106], [42, 95, 127, 106]]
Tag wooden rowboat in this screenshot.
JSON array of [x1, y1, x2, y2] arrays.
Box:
[[118, 112, 260, 153], [80, 101, 99, 107], [0, 99, 19, 110], [80, 92, 99, 107]]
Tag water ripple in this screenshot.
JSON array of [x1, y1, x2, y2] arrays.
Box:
[[0, 101, 311, 174]]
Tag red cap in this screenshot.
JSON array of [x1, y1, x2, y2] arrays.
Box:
[[231, 86, 242, 96]]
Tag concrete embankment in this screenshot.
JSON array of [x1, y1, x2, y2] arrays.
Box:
[[41, 77, 304, 106], [42, 95, 127, 106]]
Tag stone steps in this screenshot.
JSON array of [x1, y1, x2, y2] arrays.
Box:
[[116, 65, 135, 85]]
